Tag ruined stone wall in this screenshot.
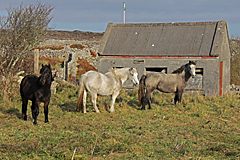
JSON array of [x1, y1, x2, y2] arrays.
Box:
[[37, 39, 100, 79]]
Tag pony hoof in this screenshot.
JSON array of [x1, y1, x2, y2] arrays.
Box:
[[23, 116, 27, 121], [141, 107, 145, 110], [33, 122, 37, 125], [45, 120, 49, 123]]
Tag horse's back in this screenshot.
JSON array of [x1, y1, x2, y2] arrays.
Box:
[[20, 75, 39, 98], [83, 70, 119, 95], [83, 71, 102, 92], [145, 72, 178, 93], [145, 72, 164, 86], [84, 71, 102, 86]]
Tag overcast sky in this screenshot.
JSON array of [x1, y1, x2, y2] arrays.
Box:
[[1, 0, 240, 36]]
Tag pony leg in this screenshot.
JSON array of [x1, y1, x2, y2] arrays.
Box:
[[174, 90, 183, 104], [145, 89, 153, 109], [22, 98, 28, 121], [178, 90, 183, 103], [109, 91, 119, 112], [43, 100, 50, 123], [31, 100, 40, 125], [141, 97, 148, 110], [83, 89, 87, 113], [91, 93, 100, 113], [174, 93, 178, 104]]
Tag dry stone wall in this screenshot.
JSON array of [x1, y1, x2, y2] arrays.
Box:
[[37, 39, 100, 79]]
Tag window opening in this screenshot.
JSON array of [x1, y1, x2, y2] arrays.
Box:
[[145, 67, 167, 74]]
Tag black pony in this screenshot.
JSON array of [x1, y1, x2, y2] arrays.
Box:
[[20, 64, 54, 125]]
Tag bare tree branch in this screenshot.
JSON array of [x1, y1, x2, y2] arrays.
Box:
[[0, 2, 54, 75]]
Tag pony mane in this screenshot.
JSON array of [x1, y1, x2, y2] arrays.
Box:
[[171, 65, 186, 74], [171, 61, 196, 74], [109, 68, 118, 79], [38, 64, 54, 85]]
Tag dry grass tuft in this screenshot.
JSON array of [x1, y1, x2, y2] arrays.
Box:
[[0, 80, 240, 159]]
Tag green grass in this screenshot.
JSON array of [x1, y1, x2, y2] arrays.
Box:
[[0, 81, 240, 159]]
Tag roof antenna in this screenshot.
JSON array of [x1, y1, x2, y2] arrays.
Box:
[[123, 2, 126, 24]]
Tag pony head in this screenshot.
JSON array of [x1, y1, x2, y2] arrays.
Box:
[[129, 68, 139, 86], [187, 61, 197, 78], [39, 64, 54, 85]]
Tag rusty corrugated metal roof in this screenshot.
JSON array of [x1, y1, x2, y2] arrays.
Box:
[[99, 21, 228, 56]]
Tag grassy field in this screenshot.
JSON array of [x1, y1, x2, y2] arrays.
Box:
[[0, 80, 240, 159]]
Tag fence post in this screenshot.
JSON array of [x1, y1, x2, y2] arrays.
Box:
[[63, 54, 68, 81], [65, 60, 68, 81], [34, 49, 39, 75]]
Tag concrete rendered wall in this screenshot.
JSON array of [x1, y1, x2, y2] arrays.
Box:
[[210, 21, 231, 95], [98, 57, 220, 96], [219, 29, 231, 95]]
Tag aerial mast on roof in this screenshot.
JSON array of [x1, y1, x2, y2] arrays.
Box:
[[123, 2, 126, 24]]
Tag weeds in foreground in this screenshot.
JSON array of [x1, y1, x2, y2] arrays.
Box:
[[0, 81, 240, 159]]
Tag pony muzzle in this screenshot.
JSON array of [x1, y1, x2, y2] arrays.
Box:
[[134, 82, 138, 86], [132, 78, 139, 86], [191, 73, 196, 78]]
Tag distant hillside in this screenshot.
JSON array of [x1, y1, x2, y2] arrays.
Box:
[[44, 30, 104, 41]]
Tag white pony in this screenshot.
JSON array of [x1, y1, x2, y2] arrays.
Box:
[[76, 68, 139, 113]]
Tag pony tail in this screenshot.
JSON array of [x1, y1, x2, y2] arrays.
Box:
[[138, 75, 146, 106], [76, 75, 86, 112]]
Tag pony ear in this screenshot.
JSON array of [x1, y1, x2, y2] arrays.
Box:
[[129, 67, 133, 71], [189, 61, 196, 65], [42, 64, 44, 67]]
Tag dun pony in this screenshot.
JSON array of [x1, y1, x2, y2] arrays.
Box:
[[138, 61, 196, 110]]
